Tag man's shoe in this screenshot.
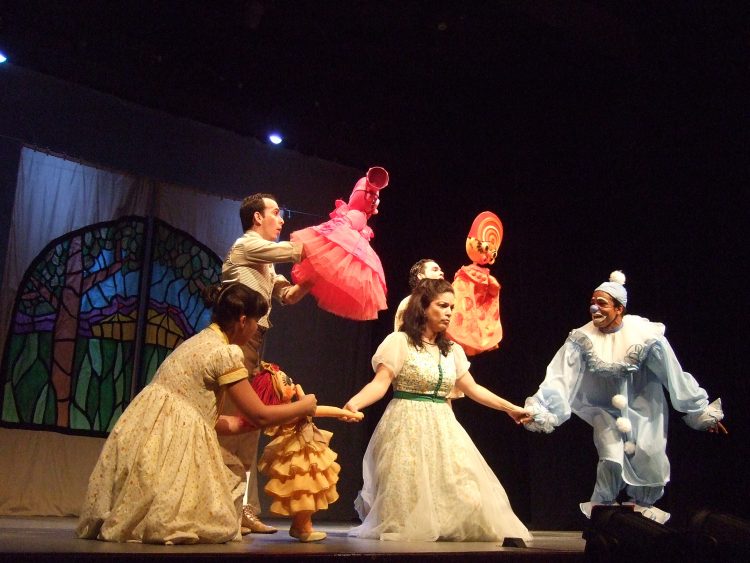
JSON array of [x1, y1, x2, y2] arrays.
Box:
[[289, 528, 327, 542], [634, 504, 670, 524], [240, 506, 278, 534]]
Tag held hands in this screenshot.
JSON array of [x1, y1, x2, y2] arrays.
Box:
[[314, 405, 364, 421], [507, 406, 533, 425], [339, 401, 363, 423], [295, 384, 362, 422]]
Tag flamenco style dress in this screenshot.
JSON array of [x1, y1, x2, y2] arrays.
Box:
[[250, 367, 341, 518], [349, 332, 530, 542], [76, 324, 248, 544]]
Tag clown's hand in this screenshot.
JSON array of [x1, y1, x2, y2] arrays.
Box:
[[683, 398, 726, 433], [523, 397, 558, 434]]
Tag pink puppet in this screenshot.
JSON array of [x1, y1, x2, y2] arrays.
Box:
[[445, 211, 504, 356], [291, 167, 389, 320]]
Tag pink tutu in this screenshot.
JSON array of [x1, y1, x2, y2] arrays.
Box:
[[291, 203, 387, 320]]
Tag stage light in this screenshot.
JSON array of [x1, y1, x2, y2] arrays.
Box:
[[268, 132, 283, 145], [584, 505, 683, 562], [0, 51, 8, 64], [687, 508, 750, 560]]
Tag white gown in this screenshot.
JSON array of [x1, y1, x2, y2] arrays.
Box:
[[349, 332, 530, 542]]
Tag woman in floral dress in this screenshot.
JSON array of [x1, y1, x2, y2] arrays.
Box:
[[76, 283, 317, 544], [344, 278, 532, 542]]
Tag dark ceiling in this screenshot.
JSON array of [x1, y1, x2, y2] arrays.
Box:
[[2, 1, 747, 173]]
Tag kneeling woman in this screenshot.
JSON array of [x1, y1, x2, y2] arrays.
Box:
[[76, 283, 317, 544], [344, 278, 531, 542]]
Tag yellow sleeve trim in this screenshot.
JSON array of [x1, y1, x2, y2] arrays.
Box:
[[218, 366, 248, 386]]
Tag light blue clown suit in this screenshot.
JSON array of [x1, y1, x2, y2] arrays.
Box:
[[524, 314, 723, 517]]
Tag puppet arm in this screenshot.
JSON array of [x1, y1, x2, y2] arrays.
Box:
[[314, 405, 364, 421], [295, 384, 363, 421]]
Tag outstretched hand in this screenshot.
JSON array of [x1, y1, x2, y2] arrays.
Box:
[[336, 407, 364, 422]]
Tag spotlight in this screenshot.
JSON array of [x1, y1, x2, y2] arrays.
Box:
[[0, 51, 7, 64], [267, 132, 283, 145]]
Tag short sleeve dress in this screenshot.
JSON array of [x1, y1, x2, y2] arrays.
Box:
[[348, 332, 530, 542], [76, 324, 249, 544]]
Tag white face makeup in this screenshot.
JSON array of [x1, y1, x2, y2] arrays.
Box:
[[590, 290, 623, 332], [420, 261, 444, 281]]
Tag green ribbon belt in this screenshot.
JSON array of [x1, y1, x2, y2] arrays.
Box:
[[393, 390, 447, 403]]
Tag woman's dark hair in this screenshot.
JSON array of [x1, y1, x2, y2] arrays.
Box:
[[202, 283, 268, 331], [401, 278, 454, 356]]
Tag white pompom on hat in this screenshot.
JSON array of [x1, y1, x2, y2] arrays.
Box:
[[595, 270, 628, 307]]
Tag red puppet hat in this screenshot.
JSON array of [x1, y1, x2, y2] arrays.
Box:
[[348, 166, 389, 217]]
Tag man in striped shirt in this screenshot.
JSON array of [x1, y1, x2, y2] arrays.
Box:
[[219, 193, 311, 534]]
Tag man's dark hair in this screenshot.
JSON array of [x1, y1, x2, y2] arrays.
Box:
[[240, 193, 277, 232]]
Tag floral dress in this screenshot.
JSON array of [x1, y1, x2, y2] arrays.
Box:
[[76, 324, 248, 544], [349, 332, 530, 542]]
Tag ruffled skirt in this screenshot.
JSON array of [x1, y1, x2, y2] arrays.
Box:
[[258, 420, 340, 515], [291, 225, 386, 320]]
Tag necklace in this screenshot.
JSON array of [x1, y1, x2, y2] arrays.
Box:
[[432, 354, 444, 396], [420, 338, 444, 396]]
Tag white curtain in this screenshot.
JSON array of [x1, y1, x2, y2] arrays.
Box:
[[0, 148, 151, 352], [154, 182, 241, 258], [0, 146, 241, 516]]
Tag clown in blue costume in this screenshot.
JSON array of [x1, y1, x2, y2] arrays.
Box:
[[523, 271, 726, 524]]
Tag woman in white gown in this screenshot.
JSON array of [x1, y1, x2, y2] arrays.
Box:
[[344, 278, 532, 542], [76, 283, 317, 544]]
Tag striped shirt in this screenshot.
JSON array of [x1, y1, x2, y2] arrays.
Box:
[[221, 230, 303, 329]]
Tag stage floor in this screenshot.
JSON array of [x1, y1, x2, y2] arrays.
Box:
[[0, 516, 585, 562]]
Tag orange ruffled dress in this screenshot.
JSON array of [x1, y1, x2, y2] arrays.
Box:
[[250, 366, 340, 517], [291, 200, 387, 320], [258, 419, 341, 516], [446, 263, 502, 356]]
